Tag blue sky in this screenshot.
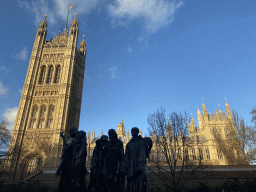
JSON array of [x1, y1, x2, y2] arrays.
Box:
[[1, 0, 256, 139]]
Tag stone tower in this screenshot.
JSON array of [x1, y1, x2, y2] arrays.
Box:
[[187, 100, 246, 165], [4, 14, 86, 182], [117, 118, 126, 138]]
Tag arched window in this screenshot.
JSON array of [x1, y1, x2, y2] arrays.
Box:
[[38, 106, 46, 128], [26, 157, 41, 177], [225, 128, 230, 139], [39, 66, 46, 84], [54, 66, 61, 83], [213, 128, 218, 139], [217, 149, 223, 159], [47, 66, 54, 84], [29, 106, 38, 129], [46, 105, 54, 128]]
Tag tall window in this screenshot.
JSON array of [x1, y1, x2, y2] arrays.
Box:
[[217, 149, 223, 159], [206, 148, 210, 160], [54, 66, 61, 83], [38, 106, 46, 128], [199, 148, 203, 160], [213, 128, 218, 139], [46, 106, 54, 128], [178, 148, 182, 160], [229, 148, 234, 154], [192, 148, 196, 160], [39, 66, 46, 84], [29, 106, 38, 129], [225, 128, 230, 139], [197, 136, 200, 142], [47, 66, 54, 84], [184, 148, 189, 160], [171, 148, 175, 160]]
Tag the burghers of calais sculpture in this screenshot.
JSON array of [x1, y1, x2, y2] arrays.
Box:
[[125, 127, 153, 192], [105, 129, 126, 192], [56, 127, 88, 192], [88, 135, 109, 192]]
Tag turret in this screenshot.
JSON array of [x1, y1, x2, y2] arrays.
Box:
[[189, 114, 196, 135], [127, 130, 130, 140], [202, 100, 208, 121], [153, 131, 156, 137], [167, 120, 173, 137], [215, 107, 220, 121], [79, 35, 86, 56], [38, 14, 47, 35], [225, 98, 232, 120], [218, 104, 222, 114], [101, 129, 103, 136], [69, 13, 79, 39], [30, 15, 48, 86], [197, 106, 203, 127], [140, 130, 143, 136], [117, 118, 126, 137], [87, 129, 90, 140], [92, 128, 95, 139]]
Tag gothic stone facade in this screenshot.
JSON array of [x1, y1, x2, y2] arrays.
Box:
[[4, 15, 86, 182], [87, 101, 247, 166]]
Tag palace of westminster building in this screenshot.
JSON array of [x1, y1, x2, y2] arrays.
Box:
[[4, 15, 246, 182]]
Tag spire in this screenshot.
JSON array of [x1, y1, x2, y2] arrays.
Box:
[[167, 120, 173, 137], [122, 117, 123, 124], [79, 35, 86, 55], [92, 128, 95, 139], [225, 98, 232, 119], [191, 113, 195, 125], [39, 14, 47, 29], [101, 129, 103, 136], [140, 130, 142, 136], [218, 104, 222, 114], [202, 98, 208, 118], [71, 13, 78, 27], [225, 98, 229, 108], [88, 129, 90, 140], [197, 105, 201, 116], [215, 106, 220, 120]]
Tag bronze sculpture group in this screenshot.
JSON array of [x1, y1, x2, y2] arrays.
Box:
[[56, 127, 152, 192]]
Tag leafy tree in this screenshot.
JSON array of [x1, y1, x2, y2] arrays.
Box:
[[147, 107, 209, 192]]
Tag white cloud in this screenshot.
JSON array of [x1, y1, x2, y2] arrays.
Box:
[[18, 0, 56, 25], [3, 107, 18, 132], [18, 0, 100, 27], [0, 66, 9, 76], [109, 66, 119, 79], [108, 0, 183, 33], [0, 81, 8, 96], [128, 46, 132, 52], [16, 46, 28, 61], [18, 89, 23, 95]]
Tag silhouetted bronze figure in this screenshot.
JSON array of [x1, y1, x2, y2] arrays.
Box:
[[88, 135, 109, 192], [125, 127, 152, 192], [105, 129, 125, 192], [56, 127, 88, 192]]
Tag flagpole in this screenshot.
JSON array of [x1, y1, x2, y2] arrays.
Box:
[[65, 4, 70, 31]]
